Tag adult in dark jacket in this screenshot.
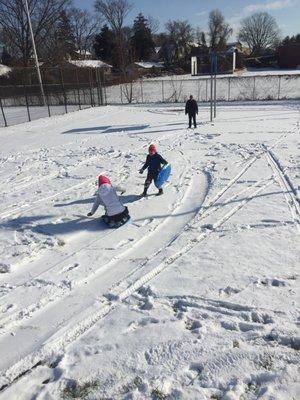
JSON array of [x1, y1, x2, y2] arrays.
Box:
[[185, 95, 198, 128], [139, 143, 168, 196]]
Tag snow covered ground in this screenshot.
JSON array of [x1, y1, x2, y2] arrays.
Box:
[[147, 69, 300, 81], [0, 105, 90, 128], [0, 101, 299, 399]]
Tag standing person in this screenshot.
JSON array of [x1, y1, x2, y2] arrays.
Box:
[[185, 95, 198, 128], [139, 144, 168, 197], [87, 175, 129, 227]]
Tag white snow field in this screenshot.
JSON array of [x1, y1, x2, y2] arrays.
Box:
[[0, 101, 299, 399]]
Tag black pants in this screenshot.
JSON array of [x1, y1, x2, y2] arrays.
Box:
[[107, 206, 129, 223], [188, 113, 197, 128], [144, 171, 158, 190]]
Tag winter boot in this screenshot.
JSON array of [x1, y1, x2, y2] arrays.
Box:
[[156, 188, 163, 196], [142, 188, 148, 197]]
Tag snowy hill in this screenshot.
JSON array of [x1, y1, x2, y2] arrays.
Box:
[[0, 101, 299, 399]]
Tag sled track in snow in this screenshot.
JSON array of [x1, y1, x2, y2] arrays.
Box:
[[0, 132, 188, 291], [2, 120, 182, 194], [0, 135, 192, 326], [0, 181, 272, 391], [0, 126, 297, 391], [0, 125, 187, 221], [0, 154, 190, 333], [0, 143, 278, 391], [263, 145, 300, 233]]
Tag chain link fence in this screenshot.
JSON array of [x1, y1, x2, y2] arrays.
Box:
[[105, 75, 300, 104], [1, 71, 299, 127], [0, 67, 105, 127], [104, 74, 300, 104]]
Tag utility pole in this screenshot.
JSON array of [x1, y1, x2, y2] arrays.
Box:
[[23, 0, 46, 106], [210, 53, 214, 122], [210, 52, 218, 122], [214, 54, 217, 118]]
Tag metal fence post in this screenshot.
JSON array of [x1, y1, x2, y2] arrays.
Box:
[[88, 68, 94, 107], [97, 69, 104, 106], [0, 98, 8, 127], [42, 68, 51, 117], [95, 69, 101, 106], [44, 86, 51, 117], [228, 77, 231, 101], [206, 79, 208, 102], [75, 69, 82, 110], [162, 81, 165, 102], [278, 75, 281, 100], [103, 77, 107, 105], [210, 71, 213, 122], [23, 70, 31, 122], [252, 76, 256, 101], [60, 68, 68, 113], [213, 57, 217, 118], [140, 79, 144, 103], [120, 84, 123, 104]]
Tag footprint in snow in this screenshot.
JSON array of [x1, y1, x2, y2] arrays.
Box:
[[1, 303, 15, 313], [105, 238, 134, 250], [219, 286, 241, 297], [126, 317, 159, 333], [256, 278, 288, 287]]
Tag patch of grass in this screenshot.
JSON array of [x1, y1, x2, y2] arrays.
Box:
[[121, 376, 143, 393], [259, 353, 274, 371], [151, 387, 168, 400], [57, 238, 66, 247], [61, 380, 99, 399]]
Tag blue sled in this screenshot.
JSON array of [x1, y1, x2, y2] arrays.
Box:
[[155, 164, 171, 189]]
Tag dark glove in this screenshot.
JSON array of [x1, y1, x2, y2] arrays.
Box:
[[139, 169, 143, 174], [87, 212, 93, 217]]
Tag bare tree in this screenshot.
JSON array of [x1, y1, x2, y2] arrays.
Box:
[[195, 27, 207, 48], [0, 0, 70, 65], [94, 0, 133, 34], [69, 7, 101, 55], [208, 9, 232, 51], [95, 0, 133, 70], [147, 15, 160, 34], [238, 12, 280, 55], [165, 20, 194, 64]]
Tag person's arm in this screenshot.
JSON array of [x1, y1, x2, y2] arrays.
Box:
[[140, 155, 150, 173], [87, 192, 101, 216], [158, 154, 168, 165]]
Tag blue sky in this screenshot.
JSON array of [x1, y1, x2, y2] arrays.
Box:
[[73, 0, 300, 39]]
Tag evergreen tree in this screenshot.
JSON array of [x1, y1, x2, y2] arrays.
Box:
[[131, 13, 155, 61], [93, 24, 116, 63], [93, 25, 116, 64], [54, 10, 76, 62], [1, 46, 13, 65]]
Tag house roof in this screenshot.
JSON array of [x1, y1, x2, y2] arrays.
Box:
[[134, 61, 164, 69], [67, 60, 112, 68], [75, 50, 92, 56], [0, 63, 11, 77]]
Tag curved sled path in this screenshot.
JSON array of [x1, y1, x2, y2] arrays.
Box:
[[0, 156, 189, 329], [0, 172, 208, 384]]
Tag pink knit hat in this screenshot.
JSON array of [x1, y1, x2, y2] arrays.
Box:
[[148, 144, 157, 154], [98, 175, 111, 186]]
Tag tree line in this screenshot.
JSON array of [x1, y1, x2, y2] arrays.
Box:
[[0, 0, 299, 71]]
